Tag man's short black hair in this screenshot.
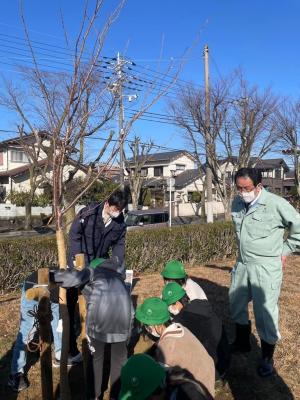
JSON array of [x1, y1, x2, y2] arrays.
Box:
[[234, 168, 262, 187], [107, 189, 128, 210]]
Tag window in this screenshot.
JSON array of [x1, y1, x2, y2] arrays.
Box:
[[151, 213, 165, 223], [140, 168, 148, 177], [139, 215, 151, 225], [0, 176, 8, 184], [166, 192, 174, 201], [11, 150, 28, 163], [154, 166, 163, 177], [176, 164, 185, 171], [275, 169, 281, 179], [227, 171, 232, 179], [0, 151, 3, 166]]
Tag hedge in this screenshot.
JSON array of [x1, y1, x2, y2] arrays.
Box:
[[0, 221, 236, 293]]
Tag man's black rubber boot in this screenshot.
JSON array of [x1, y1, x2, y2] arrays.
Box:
[[231, 321, 251, 353], [257, 339, 275, 377]]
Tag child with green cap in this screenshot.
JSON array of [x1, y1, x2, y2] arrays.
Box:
[[135, 297, 215, 399], [119, 353, 212, 399], [162, 282, 230, 378], [161, 260, 207, 301]]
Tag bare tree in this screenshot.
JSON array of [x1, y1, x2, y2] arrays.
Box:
[[169, 71, 279, 219], [231, 73, 279, 168], [124, 136, 154, 209], [276, 99, 300, 196], [0, 1, 190, 396]]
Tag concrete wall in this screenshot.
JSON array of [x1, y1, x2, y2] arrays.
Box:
[[0, 204, 85, 218], [173, 201, 225, 217]]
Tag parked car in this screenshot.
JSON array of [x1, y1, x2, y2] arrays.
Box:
[[125, 209, 169, 230]]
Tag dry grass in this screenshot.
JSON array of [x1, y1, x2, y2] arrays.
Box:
[[0, 256, 299, 399]]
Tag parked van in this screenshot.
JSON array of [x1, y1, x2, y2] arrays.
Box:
[[125, 209, 169, 230]]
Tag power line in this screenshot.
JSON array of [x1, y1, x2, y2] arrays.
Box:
[[0, 127, 186, 153], [85, 135, 186, 153]]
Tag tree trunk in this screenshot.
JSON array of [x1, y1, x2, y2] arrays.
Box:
[[64, 205, 76, 234], [24, 200, 32, 230], [56, 229, 71, 400], [223, 196, 232, 221], [131, 190, 138, 209], [200, 190, 206, 219]]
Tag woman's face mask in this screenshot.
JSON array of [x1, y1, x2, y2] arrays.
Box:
[[145, 326, 160, 338]]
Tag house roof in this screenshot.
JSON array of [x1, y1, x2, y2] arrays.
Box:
[[175, 169, 203, 189], [127, 150, 196, 165], [0, 131, 79, 153], [0, 132, 48, 149], [221, 157, 289, 172], [0, 157, 118, 181], [0, 159, 48, 177]]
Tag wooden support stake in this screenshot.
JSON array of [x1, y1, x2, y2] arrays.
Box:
[[56, 229, 71, 400], [75, 253, 89, 395], [38, 268, 54, 400]]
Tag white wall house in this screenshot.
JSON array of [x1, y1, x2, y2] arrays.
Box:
[[0, 134, 87, 203], [126, 150, 295, 217]]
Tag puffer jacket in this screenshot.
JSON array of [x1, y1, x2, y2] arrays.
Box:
[[54, 258, 133, 343]]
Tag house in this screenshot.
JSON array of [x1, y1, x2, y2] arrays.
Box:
[[126, 150, 203, 206], [220, 157, 294, 196], [0, 134, 118, 203], [125, 149, 296, 216]]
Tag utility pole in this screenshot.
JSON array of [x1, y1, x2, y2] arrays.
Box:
[[117, 52, 125, 188], [204, 44, 214, 223]]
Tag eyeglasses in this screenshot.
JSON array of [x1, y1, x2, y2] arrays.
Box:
[[236, 185, 255, 193]]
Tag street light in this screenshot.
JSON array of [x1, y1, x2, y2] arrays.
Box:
[[168, 164, 176, 227]]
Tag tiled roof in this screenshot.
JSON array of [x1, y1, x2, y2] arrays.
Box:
[[126, 150, 195, 164]]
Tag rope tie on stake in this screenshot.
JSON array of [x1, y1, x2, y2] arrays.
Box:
[[26, 288, 53, 353]]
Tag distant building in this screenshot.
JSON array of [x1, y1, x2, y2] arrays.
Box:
[[0, 134, 118, 203]]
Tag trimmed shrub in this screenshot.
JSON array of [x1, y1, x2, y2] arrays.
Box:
[[0, 235, 57, 293], [125, 221, 236, 273], [0, 221, 236, 293]]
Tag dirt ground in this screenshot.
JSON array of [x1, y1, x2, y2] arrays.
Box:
[[0, 256, 299, 400]]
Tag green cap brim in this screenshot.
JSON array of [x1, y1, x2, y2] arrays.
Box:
[[89, 257, 106, 269]]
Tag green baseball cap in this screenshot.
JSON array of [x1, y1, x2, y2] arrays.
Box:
[[119, 354, 166, 400], [161, 260, 187, 279], [162, 282, 186, 306], [135, 297, 170, 326], [89, 258, 106, 269]]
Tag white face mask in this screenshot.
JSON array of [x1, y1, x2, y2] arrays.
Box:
[[168, 305, 180, 316], [109, 210, 121, 219], [145, 326, 160, 338], [240, 190, 256, 204]]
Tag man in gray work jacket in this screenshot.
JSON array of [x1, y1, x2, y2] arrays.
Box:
[[230, 167, 300, 376]]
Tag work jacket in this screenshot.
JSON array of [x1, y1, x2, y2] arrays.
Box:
[[231, 188, 300, 263], [54, 258, 133, 343], [68, 202, 126, 267]]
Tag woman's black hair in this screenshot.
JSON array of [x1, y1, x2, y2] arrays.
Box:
[[234, 168, 262, 186]]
